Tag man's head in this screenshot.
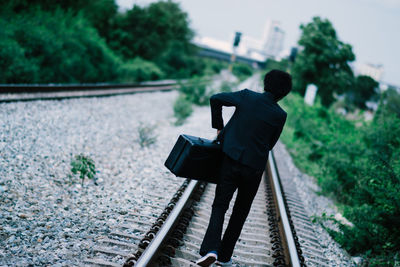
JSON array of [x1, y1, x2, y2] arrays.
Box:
[[263, 70, 292, 101]]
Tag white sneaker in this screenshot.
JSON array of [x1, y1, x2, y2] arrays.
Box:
[[195, 252, 218, 267], [215, 259, 233, 266]]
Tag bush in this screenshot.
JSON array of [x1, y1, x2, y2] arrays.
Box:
[[203, 58, 229, 76], [220, 81, 235, 93], [178, 77, 212, 106], [280, 93, 400, 264], [232, 63, 253, 81], [137, 122, 158, 147], [0, 8, 123, 83], [0, 2, 216, 84], [264, 58, 289, 72], [173, 94, 193, 125], [345, 75, 379, 110], [0, 33, 39, 83], [119, 57, 164, 83]]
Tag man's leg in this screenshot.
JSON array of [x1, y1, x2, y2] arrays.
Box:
[[217, 168, 263, 262], [199, 155, 238, 256]]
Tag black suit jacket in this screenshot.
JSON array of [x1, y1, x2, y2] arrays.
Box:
[[210, 89, 287, 171]]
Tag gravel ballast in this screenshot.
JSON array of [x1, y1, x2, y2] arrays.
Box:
[[1, 76, 352, 266], [0, 90, 216, 266]]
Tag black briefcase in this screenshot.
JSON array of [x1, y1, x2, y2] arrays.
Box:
[[164, 134, 223, 183]]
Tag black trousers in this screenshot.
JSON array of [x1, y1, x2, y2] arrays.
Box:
[[199, 153, 264, 262]]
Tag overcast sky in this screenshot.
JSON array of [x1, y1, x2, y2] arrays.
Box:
[[117, 0, 400, 85]]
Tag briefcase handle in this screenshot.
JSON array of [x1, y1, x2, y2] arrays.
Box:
[[212, 139, 221, 145]]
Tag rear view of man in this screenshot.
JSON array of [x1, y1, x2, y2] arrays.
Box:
[[196, 70, 292, 266]]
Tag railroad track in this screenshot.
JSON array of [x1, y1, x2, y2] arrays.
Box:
[[3, 78, 331, 266], [84, 151, 330, 267], [0, 81, 178, 103]]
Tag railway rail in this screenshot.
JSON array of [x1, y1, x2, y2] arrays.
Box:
[[0, 81, 178, 103], [84, 151, 330, 267]]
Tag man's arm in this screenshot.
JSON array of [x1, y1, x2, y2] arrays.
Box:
[[210, 90, 245, 130], [269, 115, 287, 150]]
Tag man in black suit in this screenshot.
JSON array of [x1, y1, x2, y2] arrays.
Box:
[[196, 70, 292, 267]]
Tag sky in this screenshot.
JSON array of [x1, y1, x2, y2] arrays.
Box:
[[117, 0, 400, 86]]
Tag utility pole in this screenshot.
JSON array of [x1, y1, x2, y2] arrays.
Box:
[[229, 32, 242, 72]]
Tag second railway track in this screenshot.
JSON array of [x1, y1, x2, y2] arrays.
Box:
[[0, 82, 178, 103]]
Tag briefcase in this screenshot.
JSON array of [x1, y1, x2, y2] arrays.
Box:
[[164, 134, 223, 183]]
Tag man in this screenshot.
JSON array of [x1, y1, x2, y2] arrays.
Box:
[[195, 70, 292, 267]]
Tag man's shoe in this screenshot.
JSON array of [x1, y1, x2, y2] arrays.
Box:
[[215, 259, 233, 266], [195, 252, 218, 267]]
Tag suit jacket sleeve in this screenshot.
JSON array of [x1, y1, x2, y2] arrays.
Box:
[[269, 114, 286, 150], [210, 90, 245, 130]]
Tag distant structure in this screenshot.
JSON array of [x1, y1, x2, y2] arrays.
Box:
[[193, 19, 285, 65], [262, 20, 285, 58], [355, 63, 384, 82], [241, 20, 285, 59]]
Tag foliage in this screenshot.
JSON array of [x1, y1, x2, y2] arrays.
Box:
[[280, 93, 400, 264], [156, 41, 205, 78], [232, 63, 253, 81], [377, 88, 400, 118], [0, 25, 38, 83], [137, 123, 158, 148], [107, 1, 195, 75], [173, 77, 234, 126], [220, 81, 235, 93], [119, 57, 164, 83], [0, 0, 204, 83], [70, 154, 96, 185], [264, 58, 289, 72], [345, 75, 379, 110], [2, 0, 118, 41], [292, 17, 355, 106], [178, 77, 212, 106], [173, 94, 193, 126], [202, 58, 229, 76], [0, 8, 124, 83]]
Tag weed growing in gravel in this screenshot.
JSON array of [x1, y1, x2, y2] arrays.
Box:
[[70, 154, 96, 185], [137, 123, 158, 147], [173, 94, 193, 126], [178, 77, 212, 106], [220, 81, 236, 93]]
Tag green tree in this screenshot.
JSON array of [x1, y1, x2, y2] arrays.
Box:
[[292, 17, 355, 106], [377, 87, 400, 118], [157, 41, 205, 78], [0, 8, 123, 83], [2, 0, 118, 36], [345, 75, 379, 110], [108, 1, 193, 61]]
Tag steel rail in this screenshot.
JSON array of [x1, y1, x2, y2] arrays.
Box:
[[0, 79, 213, 103], [0, 81, 178, 93], [134, 179, 199, 267], [0, 85, 177, 103], [268, 150, 301, 267], [0, 78, 212, 94]]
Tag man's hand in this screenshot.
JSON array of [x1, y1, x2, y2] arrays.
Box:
[[217, 130, 221, 135]]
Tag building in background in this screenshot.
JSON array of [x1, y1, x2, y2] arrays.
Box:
[[194, 19, 285, 64], [355, 63, 384, 82], [241, 20, 285, 59], [262, 20, 285, 59]]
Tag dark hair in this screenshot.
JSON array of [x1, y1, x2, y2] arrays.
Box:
[[263, 69, 292, 101]]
